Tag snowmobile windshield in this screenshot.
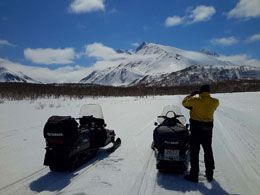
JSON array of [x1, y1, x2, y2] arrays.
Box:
[[79, 104, 104, 119], [157, 105, 186, 124]]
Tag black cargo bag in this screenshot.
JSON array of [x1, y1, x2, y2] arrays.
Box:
[[153, 125, 190, 148], [43, 116, 79, 145]]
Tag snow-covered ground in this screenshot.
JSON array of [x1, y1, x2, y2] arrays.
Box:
[[0, 92, 259, 195]]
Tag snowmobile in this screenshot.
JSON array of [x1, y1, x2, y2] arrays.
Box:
[[152, 105, 190, 173], [43, 104, 121, 171]]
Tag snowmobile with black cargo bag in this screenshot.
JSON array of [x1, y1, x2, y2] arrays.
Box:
[[43, 104, 121, 171], [152, 105, 190, 173]]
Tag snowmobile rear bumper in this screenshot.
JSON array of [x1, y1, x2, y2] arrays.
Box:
[[156, 160, 188, 173]]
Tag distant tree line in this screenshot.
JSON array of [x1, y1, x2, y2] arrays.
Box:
[[0, 80, 260, 100]]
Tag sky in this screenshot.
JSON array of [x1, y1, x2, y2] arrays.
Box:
[[0, 0, 260, 82]]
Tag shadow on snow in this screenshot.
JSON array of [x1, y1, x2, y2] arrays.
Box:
[[156, 172, 230, 195], [29, 149, 111, 193]]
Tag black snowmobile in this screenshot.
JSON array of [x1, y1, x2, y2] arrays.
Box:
[[43, 104, 121, 171], [152, 105, 190, 173]]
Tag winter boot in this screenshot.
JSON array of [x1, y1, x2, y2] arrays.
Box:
[[205, 170, 214, 182], [184, 174, 198, 183]]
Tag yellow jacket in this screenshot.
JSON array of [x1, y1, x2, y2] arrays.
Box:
[[182, 92, 219, 122]]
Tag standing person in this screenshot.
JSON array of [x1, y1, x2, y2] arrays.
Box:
[[182, 84, 219, 182]]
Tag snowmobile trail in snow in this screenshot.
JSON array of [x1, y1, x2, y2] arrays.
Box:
[[130, 150, 156, 195], [1, 94, 260, 194], [0, 167, 48, 193], [213, 115, 260, 195], [1, 148, 117, 195], [47, 150, 114, 195]]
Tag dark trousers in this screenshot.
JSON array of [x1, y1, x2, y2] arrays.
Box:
[[189, 119, 215, 176]]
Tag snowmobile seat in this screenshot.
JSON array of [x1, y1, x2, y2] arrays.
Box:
[[161, 117, 182, 127], [79, 115, 105, 128]]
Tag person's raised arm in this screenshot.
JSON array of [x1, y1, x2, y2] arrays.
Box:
[[182, 91, 199, 109]]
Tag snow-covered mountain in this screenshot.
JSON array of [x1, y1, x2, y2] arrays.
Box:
[[1, 42, 258, 85], [80, 42, 258, 86], [0, 66, 38, 83], [80, 66, 144, 86], [131, 65, 260, 86], [199, 48, 220, 57]]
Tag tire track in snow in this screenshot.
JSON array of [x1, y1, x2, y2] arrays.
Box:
[[217, 108, 260, 162], [127, 109, 160, 195], [0, 125, 42, 139], [130, 150, 157, 195], [52, 149, 120, 195], [0, 122, 45, 194], [0, 148, 116, 195], [214, 116, 260, 195], [134, 121, 155, 136], [0, 167, 48, 194]]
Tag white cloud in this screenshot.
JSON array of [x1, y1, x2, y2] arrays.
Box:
[[131, 43, 140, 47], [228, 0, 260, 19], [245, 33, 260, 43], [210, 36, 239, 46], [69, 0, 105, 14], [85, 43, 127, 61], [165, 5, 216, 27], [165, 16, 184, 27], [217, 54, 260, 67], [0, 58, 92, 83], [189, 5, 216, 23], [24, 48, 76, 65], [0, 39, 15, 47]]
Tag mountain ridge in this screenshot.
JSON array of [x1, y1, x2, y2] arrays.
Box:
[[80, 42, 259, 86], [0, 66, 38, 83], [1, 42, 259, 85], [130, 65, 260, 86]]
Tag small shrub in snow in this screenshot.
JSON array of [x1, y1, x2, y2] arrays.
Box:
[[0, 100, 4, 104], [35, 102, 46, 110], [49, 103, 55, 108], [56, 103, 62, 108]]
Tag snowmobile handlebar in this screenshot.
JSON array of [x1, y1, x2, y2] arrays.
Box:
[[164, 111, 184, 119], [76, 115, 92, 121], [157, 115, 184, 120], [156, 111, 184, 125]]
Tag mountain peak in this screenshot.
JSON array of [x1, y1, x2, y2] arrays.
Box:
[[0, 66, 38, 83], [116, 49, 132, 55], [135, 42, 147, 52], [199, 48, 219, 57]]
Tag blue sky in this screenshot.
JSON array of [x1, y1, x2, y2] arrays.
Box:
[[0, 0, 260, 71]]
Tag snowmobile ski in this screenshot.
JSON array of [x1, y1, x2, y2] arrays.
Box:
[[106, 138, 121, 153]]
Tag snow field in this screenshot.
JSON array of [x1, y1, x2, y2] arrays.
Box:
[[0, 92, 260, 195]]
